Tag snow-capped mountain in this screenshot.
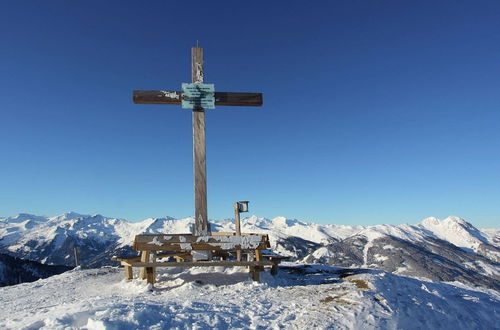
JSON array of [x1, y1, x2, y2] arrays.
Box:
[[0, 212, 498, 290]]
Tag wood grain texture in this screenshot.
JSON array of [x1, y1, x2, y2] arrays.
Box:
[[192, 47, 210, 236], [193, 109, 208, 235]]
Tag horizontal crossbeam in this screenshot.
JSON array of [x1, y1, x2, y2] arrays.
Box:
[[133, 90, 263, 106]]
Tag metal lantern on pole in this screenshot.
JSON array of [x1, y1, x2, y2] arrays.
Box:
[[237, 201, 249, 213]]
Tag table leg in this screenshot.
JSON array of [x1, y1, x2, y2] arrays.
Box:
[[125, 265, 133, 280], [140, 251, 150, 280]]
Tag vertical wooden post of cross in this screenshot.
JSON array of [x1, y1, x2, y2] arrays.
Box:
[[192, 47, 210, 236]]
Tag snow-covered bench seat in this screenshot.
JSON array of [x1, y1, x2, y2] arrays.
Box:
[[132, 232, 270, 251], [113, 233, 282, 284]]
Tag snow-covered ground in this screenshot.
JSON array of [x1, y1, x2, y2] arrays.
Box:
[[1, 264, 498, 329]]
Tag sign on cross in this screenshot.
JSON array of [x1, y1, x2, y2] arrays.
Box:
[[133, 47, 263, 236]]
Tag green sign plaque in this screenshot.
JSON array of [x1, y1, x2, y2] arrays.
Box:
[[182, 83, 215, 109]]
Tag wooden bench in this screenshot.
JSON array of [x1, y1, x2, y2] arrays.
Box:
[[112, 232, 282, 284]]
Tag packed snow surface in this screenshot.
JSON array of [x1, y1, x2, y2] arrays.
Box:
[[0, 264, 498, 330]]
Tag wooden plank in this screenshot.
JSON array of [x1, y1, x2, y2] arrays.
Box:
[[212, 232, 237, 236], [112, 256, 141, 262], [192, 46, 210, 237], [134, 234, 269, 244], [133, 91, 263, 107], [133, 241, 269, 252], [128, 260, 275, 267], [157, 252, 192, 260], [215, 92, 262, 106], [133, 90, 182, 104]]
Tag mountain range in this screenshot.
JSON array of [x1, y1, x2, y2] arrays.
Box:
[[0, 212, 498, 290]]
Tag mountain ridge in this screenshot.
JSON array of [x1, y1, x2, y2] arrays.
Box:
[[1, 212, 498, 290]]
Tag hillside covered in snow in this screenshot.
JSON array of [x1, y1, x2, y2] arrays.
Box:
[[0, 264, 498, 329], [0, 213, 499, 290]]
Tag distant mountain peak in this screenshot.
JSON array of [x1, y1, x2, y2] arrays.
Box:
[[2, 213, 48, 224], [420, 215, 469, 227], [51, 212, 89, 221], [420, 216, 440, 226], [444, 215, 466, 222], [272, 217, 305, 227], [418, 215, 488, 249], [241, 215, 270, 228]]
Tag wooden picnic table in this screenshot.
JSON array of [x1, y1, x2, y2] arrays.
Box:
[[112, 232, 283, 284]]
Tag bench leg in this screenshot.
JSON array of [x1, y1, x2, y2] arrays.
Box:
[[252, 271, 260, 282], [249, 266, 258, 281], [125, 265, 133, 280], [140, 251, 150, 280], [271, 264, 278, 276], [146, 267, 155, 284], [250, 266, 263, 282], [151, 252, 157, 282]]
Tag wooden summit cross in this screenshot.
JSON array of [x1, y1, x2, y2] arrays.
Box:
[[133, 47, 262, 236]]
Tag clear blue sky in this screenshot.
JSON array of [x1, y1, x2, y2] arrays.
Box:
[[1, 1, 499, 227]]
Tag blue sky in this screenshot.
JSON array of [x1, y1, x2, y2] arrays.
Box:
[[1, 1, 499, 227]]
